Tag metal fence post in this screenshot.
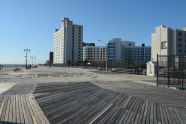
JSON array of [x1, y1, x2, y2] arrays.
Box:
[[181, 56, 184, 89], [168, 55, 170, 87], [157, 54, 159, 87]]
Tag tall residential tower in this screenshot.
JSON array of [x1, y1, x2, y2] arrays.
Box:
[[53, 18, 83, 64], [151, 25, 186, 61]]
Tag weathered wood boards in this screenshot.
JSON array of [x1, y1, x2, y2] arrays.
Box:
[[34, 82, 186, 124], [0, 83, 50, 124]]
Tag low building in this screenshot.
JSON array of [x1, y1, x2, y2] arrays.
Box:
[[107, 38, 135, 62], [83, 46, 106, 61]]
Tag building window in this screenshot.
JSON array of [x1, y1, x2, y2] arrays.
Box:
[[178, 38, 182, 41], [161, 41, 167, 49], [178, 32, 182, 36]]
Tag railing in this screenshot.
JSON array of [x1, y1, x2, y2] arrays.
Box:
[[0, 67, 23, 73], [157, 55, 186, 89]]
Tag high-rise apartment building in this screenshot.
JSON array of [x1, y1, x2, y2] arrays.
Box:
[[151, 25, 186, 61], [53, 18, 83, 64], [83, 45, 106, 61], [147, 25, 186, 76]]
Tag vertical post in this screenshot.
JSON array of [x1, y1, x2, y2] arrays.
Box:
[[157, 54, 159, 87], [178, 56, 181, 88], [24, 49, 30, 69], [181, 56, 184, 89], [105, 46, 108, 72], [167, 55, 170, 86]]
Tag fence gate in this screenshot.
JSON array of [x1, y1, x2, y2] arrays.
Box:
[[157, 55, 186, 89]]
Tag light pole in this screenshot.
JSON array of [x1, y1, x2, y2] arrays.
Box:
[[24, 49, 30, 69], [98, 40, 108, 72]]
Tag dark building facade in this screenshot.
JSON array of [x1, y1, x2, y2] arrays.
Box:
[[49, 52, 53, 64]]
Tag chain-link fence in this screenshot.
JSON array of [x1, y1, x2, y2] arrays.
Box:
[[157, 55, 186, 89]]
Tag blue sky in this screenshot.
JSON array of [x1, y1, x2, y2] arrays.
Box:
[[0, 0, 186, 64]]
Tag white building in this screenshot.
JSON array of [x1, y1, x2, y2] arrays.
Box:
[[147, 25, 186, 76], [83, 46, 106, 61], [53, 17, 83, 64], [151, 25, 186, 61], [107, 38, 135, 61], [107, 38, 151, 64]]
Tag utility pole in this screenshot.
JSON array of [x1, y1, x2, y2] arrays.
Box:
[[24, 49, 30, 69]]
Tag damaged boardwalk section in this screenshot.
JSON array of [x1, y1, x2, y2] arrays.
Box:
[[34, 82, 186, 124], [0, 83, 50, 124]]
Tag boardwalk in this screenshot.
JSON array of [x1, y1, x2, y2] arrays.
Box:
[[0, 66, 186, 124], [34, 82, 186, 124], [0, 83, 50, 124]]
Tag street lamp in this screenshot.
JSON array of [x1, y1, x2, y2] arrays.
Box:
[[98, 40, 108, 72], [24, 49, 30, 69]]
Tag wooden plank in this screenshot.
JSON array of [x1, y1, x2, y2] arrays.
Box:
[[160, 104, 169, 124], [12, 95, 16, 122], [4, 95, 11, 123], [24, 95, 38, 124], [141, 100, 149, 124], [30, 94, 50, 124], [174, 108, 185, 124], [18, 95, 25, 123], [88, 103, 113, 124], [22, 95, 33, 124], [163, 104, 173, 124], [20, 95, 31, 124], [153, 102, 158, 124], [119, 97, 137, 123], [133, 99, 144, 124], [27, 94, 43, 124], [0, 97, 5, 119], [15, 95, 21, 123], [125, 98, 140, 124], [136, 100, 146, 124], [8, 95, 13, 122], [150, 101, 154, 124], [0, 96, 8, 122]]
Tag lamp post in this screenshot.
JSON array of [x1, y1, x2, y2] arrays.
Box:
[[98, 40, 108, 72], [24, 49, 30, 69]]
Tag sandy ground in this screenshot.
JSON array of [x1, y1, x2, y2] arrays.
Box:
[[0, 83, 16, 94], [0, 66, 186, 111]]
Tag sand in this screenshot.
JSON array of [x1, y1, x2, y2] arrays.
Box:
[[0, 83, 16, 94]]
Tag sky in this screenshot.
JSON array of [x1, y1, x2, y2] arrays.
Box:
[[0, 0, 186, 64]]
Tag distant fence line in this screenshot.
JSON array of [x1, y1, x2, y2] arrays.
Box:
[[52, 63, 147, 75], [98, 67, 147, 75], [0, 67, 23, 73]]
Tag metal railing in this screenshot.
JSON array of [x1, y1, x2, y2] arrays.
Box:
[[157, 54, 186, 89]]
